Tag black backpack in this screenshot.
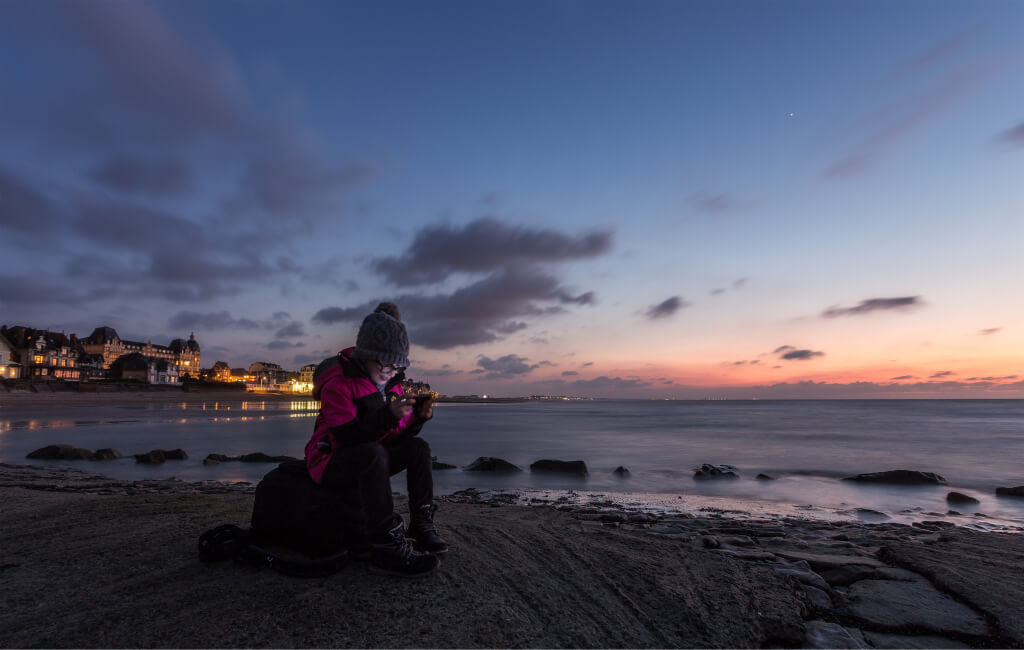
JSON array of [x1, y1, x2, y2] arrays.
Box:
[[198, 460, 366, 577]]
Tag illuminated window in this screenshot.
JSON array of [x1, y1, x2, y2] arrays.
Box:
[[69, 360, 75, 367], [61, 359, 67, 367], [33, 355, 44, 364], [41, 368, 47, 376], [51, 358, 57, 365]]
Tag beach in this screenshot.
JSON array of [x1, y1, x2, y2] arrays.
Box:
[[1, 463, 1022, 649]]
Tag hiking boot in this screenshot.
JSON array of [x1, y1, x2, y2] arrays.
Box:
[[407, 503, 449, 554], [370, 516, 440, 578]]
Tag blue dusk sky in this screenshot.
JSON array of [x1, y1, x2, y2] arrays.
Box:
[[1, 0, 1023, 398]]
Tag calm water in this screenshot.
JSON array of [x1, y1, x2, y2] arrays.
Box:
[[2, 398, 1022, 524]]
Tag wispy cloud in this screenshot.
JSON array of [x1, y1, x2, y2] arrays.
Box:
[[476, 354, 539, 379], [773, 345, 825, 361], [645, 296, 689, 320], [821, 296, 922, 318], [979, 327, 1002, 336], [995, 122, 1024, 147], [930, 370, 956, 379]]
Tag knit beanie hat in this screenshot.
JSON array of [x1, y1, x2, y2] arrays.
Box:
[[352, 305, 410, 368]]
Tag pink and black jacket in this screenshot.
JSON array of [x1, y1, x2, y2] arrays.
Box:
[[304, 347, 424, 484]]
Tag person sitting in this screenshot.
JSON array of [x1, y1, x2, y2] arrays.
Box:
[[304, 302, 446, 577]]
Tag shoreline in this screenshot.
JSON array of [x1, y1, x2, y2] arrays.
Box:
[[1, 463, 1023, 648]]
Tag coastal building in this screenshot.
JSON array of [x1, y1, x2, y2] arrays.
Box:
[[109, 353, 180, 385], [299, 364, 316, 384], [211, 361, 232, 382], [0, 331, 21, 379], [0, 325, 81, 381], [82, 327, 200, 375], [248, 361, 282, 388]]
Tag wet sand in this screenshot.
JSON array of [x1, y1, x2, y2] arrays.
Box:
[[1, 463, 1022, 648]]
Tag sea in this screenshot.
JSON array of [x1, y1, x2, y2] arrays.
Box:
[[2, 398, 1022, 529]]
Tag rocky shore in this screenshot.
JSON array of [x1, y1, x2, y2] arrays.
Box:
[[1, 463, 1022, 648]]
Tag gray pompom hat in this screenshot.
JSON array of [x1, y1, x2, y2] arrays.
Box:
[[352, 310, 410, 368]]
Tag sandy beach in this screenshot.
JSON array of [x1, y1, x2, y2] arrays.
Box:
[[1, 463, 1022, 649]]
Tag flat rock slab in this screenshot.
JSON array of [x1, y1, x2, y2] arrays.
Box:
[[774, 550, 885, 571], [843, 578, 988, 636], [803, 620, 868, 649], [862, 630, 969, 649], [880, 528, 1024, 646]]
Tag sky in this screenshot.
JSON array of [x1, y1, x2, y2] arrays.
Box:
[[1, 0, 1023, 399]]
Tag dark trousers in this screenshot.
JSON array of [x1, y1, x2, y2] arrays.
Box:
[[321, 436, 434, 543]]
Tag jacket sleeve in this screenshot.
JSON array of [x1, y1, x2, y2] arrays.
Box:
[[320, 378, 399, 447]]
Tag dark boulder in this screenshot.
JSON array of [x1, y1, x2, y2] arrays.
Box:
[[164, 448, 188, 460], [946, 491, 980, 504], [842, 470, 946, 485], [135, 450, 167, 464], [756, 473, 776, 481], [431, 456, 456, 470], [694, 464, 739, 479], [613, 466, 630, 477], [204, 453, 237, 463], [463, 457, 521, 472], [239, 452, 297, 463], [93, 448, 121, 461], [530, 459, 588, 476], [26, 444, 94, 461], [996, 485, 1024, 497]]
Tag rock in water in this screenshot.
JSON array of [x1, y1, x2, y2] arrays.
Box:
[[463, 457, 521, 472], [995, 485, 1024, 497], [756, 473, 775, 480], [135, 450, 167, 464], [238, 452, 296, 463], [613, 466, 630, 477], [431, 456, 457, 470], [694, 464, 739, 479], [946, 491, 980, 504], [842, 470, 946, 485], [93, 448, 121, 461], [164, 449, 188, 460], [530, 459, 588, 476], [26, 444, 95, 461]]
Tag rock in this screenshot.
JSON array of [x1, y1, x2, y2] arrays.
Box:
[[861, 631, 969, 649], [135, 450, 166, 464], [26, 445, 95, 461], [842, 470, 946, 485], [694, 463, 739, 479], [432, 460, 457, 470], [238, 452, 296, 463], [613, 466, 630, 477], [530, 459, 588, 476], [842, 579, 988, 636], [756, 473, 775, 480], [463, 457, 522, 472], [204, 453, 237, 463], [802, 620, 869, 649], [818, 564, 878, 587], [995, 485, 1024, 497], [92, 448, 121, 461], [773, 551, 884, 572], [202, 457, 221, 466], [855, 508, 890, 520], [946, 491, 980, 504], [164, 449, 188, 460], [802, 585, 833, 612]]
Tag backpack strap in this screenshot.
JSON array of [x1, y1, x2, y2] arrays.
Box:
[[198, 523, 348, 578]]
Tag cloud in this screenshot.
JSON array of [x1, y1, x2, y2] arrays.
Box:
[[979, 328, 1002, 336], [687, 191, 750, 216], [562, 371, 579, 376], [890, 375, 916, 380], [0, 167, 67, 237], [824, 31, 1003, 178], [821, 296, 922, 318], [267, 340, 304, 350], [371, 217, 613, 286], [569, 376, 652, 390], [275, 322, 306, 338], [930, 370, 956, 378], [475, 354, 539, 379], [313, 267, 597, 350], [710, 277, 747, 296], [169, 311, 260, 331], [0, 274, 83, 306], [996, 122, 1024, 147], [645, 296, 689, 320], [773, 345, 824, 361], [90, 156, 191, 196], [965, 375, 1017, 381]]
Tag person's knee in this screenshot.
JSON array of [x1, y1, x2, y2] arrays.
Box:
[[350, 441, 389, 473], [406, 436, 431, 459]]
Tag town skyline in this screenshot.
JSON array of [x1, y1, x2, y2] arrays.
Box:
[[2, 1, 1023, 399]]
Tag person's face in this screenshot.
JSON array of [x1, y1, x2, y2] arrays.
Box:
[[368, 359, 403, 384]]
